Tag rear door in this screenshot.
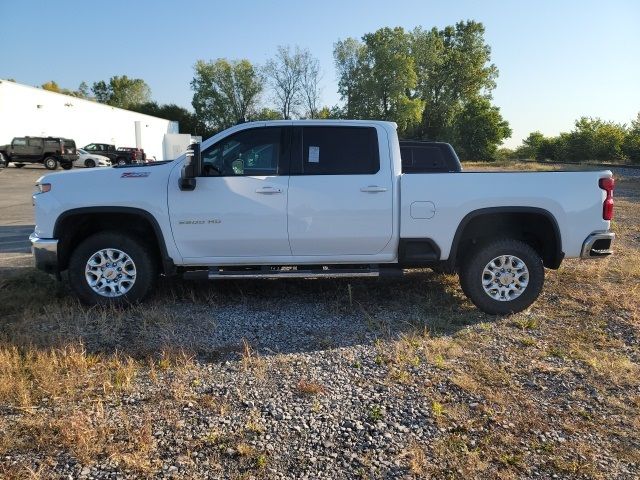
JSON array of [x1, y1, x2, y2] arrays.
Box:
[[287, 125, 393, 256], [26, 138, 43, 160]]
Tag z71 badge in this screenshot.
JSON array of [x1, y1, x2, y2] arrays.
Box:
[[121, 172, 150, 178]]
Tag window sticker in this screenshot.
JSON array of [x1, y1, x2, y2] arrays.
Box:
[[308, 146, 320, 163]]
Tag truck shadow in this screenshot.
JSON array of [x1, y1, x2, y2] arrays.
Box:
[[1, 268, 490, 362]]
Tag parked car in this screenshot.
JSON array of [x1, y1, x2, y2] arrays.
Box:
[[117, 147, 145, 163], [74, 148, 111, 168], [30, 120, 615, 314], [0, 136, 77, 170], [83, 143, 137, 165]]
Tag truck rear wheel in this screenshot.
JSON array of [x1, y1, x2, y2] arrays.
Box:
[[44, 157, 58, 170], [459, 239, 544, 315], [116, 157, 127, 166], [68, 232, 157, 306]]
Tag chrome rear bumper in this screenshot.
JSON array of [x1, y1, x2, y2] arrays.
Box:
[[29, 232, 59, 273], [581, 231, 615, 258]]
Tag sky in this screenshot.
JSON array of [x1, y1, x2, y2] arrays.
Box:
[[1, 0, 639, 147]]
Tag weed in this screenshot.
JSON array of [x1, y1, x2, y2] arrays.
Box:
[[368, 405, 384, 421], [431, 401, 445, 417], [296, 378, 326, 395]]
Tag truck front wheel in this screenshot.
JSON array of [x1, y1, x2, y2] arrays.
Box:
[[68, 232, 157, 306], [459, 239, 544, 315]]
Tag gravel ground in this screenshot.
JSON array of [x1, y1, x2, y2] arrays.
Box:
[[1, 164, 638, 479]]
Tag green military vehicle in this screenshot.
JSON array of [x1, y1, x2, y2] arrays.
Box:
[[0, 136, 78, 170]]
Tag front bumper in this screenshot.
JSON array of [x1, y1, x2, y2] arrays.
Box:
[[581, 231, 615, 258], [29, 232, 59, 273]]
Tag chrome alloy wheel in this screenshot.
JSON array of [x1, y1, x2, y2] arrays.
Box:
[[481, 254, 529, 302], [85, 248, 137, 297]]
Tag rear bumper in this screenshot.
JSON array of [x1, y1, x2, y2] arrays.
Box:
[[581, 231, 615, 258], [29, 232, 59, 273]]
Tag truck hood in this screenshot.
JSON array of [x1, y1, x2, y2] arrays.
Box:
[[38, 160, 177, 186]]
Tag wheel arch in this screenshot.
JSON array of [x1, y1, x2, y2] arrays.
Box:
[[54, 207, 175, 275], [449, 207, 564, 270]]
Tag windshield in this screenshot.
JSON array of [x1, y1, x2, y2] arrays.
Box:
[[78, 148, 87, 154]]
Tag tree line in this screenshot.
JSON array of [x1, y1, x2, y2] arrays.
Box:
[[29, 20, 637, 163], [504, 114, 640, 164]]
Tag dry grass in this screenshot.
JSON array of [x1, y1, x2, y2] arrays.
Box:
[[296, 378, 326, 395], [0, 172, 638, 478]]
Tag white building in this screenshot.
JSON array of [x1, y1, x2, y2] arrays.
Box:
[[0, 79, 191, 160]]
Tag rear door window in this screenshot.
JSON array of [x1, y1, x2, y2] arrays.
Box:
[[299, 127, 379, 175], [28, 138, 42, 147]]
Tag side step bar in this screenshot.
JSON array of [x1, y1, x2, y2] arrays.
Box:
[[183, 266, 403, 281]]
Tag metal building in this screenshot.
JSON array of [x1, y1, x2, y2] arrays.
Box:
[[0, 79, 186, 160]]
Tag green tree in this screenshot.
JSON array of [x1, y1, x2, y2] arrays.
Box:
[[334, 28, 423, 134], [251, 107, 284, 121], [452, 97, 511, 160], [77, 81, 90, 98], [520, 131, 545, 159], [622, 113, 640, 163], [411, 21, 498, 140], [191, 58, 263, 131], [334, 37, 366, 118], [91, 75, 151, 109], [41, 80, 61, 92]]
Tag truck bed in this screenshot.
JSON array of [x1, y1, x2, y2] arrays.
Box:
[[400, 170, 612, 259]]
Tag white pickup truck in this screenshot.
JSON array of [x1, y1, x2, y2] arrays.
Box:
[[30, 120, 615, 314]]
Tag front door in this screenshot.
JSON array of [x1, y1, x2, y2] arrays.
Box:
[[168, 126, 291, 261], [10, 138, 28, 159], [287, 125, 393, 256]]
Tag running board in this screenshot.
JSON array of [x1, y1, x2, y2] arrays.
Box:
[[182, 266, 403, 281]]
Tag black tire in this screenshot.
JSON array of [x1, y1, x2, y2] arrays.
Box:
[[116, 157, 127, 166], [14, 163, 25, 168], [61, 163, 73, 170], [85, 159, 96, 168], [459, 239, 544, 315], [44, 157, 58, 170], [68, 232, 157, 306]]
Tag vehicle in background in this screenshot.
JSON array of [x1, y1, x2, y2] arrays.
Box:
[[83, 143, 138, 166], [0, 136, 77, 170], [31, 120, 615, 314], [117, 147, 145, 163], [74, 148, 111, 168]]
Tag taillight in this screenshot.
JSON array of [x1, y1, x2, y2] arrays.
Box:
[[599, 177, 614, 220]]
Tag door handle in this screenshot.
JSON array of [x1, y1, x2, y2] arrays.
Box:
[[255, 186, 282, 194], [360, 185, 388, 193]]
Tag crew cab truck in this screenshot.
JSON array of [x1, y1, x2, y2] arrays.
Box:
[[0, 136, 78, 169], [30, 120, 615, 314]]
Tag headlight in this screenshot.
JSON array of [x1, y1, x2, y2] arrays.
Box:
[[35, 183, 51, 194]]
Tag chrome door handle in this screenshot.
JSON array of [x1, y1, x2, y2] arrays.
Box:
[[255, 186, 282, 194], [360, 185, 388, 193]]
